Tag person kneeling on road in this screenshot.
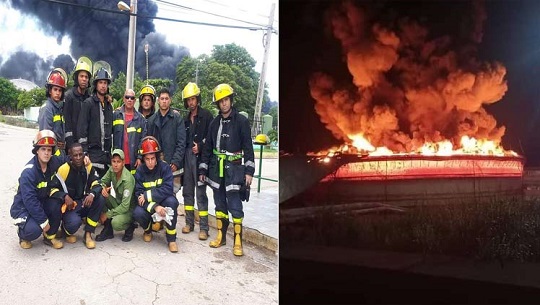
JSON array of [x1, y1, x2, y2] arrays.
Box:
[[96, 149, 137, 242], [50, 143, 105, 249], [133, 136, 179, 253]]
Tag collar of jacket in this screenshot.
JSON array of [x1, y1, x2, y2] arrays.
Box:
[[118, 105, 142, 119], [48, 97, 63, 110], [218, 106, 238, 120], [72, 86, 89, 98], [91, 94, 109, 104]]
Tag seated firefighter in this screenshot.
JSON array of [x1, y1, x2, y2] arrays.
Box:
[[96, 149, 137, 242], [133, 136, 179, 253], [50, 143, 105, 249], [10, 130, 64, 249]]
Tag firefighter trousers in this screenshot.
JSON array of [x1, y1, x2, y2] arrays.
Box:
[[182, 149, 209, 230], [213, 182, 244, 224], [17, 198, 62, 241], [133, 196, 179, 242], [63, 195, 105, 235]]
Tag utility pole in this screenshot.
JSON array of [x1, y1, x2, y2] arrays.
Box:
[[195, 61, 199, 84], [126, 0, 137, 90], [252, 3, 275, 137]]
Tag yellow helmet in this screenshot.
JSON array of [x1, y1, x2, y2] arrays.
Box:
[[182, 82, 200, 100], [254, 133, 270, 145], [213, 83, 234, 103], [73, 56, 92, 79], [139, 84, 156, 99]]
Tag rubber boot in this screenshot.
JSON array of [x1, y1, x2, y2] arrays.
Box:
[[209, 218, 229, 248], [233, 223, 243, 256], [43, 234, 64, 249], [122, 222, 137, 242], [19, 239, 32, 249], [96, 219, 114, 242]]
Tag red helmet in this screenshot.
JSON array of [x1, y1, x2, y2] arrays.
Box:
[[46, 70, 67, 89], [32, 129, 57, 154], [140, 136, 161, 155]]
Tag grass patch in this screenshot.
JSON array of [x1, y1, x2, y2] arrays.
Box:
[[2, 116, 38, 129], [285, 198, 540, 263]]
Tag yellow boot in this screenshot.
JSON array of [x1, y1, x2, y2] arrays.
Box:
[[168, 241, 178, 253], [233, 223, 243, 256], [85, 231, 95, 249], [209, 218, 229, 248], [43, 234, 63, 249], [19, 239, 32, 249]]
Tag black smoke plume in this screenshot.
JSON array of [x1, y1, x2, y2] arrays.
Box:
[[3, 0, 189, 86]]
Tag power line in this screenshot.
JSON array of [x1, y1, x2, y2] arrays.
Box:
[[40, 0, 267, 31], [154, 0, 266, 28]]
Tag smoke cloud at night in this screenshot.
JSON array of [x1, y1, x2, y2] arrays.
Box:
[[309, 1, 508, 153], [1, 0, 189, 86]]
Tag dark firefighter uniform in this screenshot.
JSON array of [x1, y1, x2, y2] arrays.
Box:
[[112, 105, 147, 174], [10, 155, 64, 243], [78, 94, 113, 176], [49, 162, 105, 239], [133, 158, 179, 244], [64, 86, 90, 149], [38, 97, 65, 157], [199, 106, 255, 249]]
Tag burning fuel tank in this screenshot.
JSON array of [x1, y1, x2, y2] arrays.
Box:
[[280, 152, 525, 207]]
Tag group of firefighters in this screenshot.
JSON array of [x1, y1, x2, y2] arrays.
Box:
[[10, 56, 255, 255]]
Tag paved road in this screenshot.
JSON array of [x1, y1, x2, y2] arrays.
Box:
[[0, 123, 277, 305]]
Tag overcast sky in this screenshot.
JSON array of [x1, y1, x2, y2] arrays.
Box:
[[0, 0, 279, 101]]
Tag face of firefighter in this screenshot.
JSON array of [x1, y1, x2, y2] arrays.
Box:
[[111, 155, 124, 173], [49, 86, 63, 102], [218, 96, 232, 115], [77, 71, 90, 91], [123, 89, 136, 111], [141, 95, 153, 111], [69, 145, 84, 168], [158, 93, 171, 111], [143, 153, 157, 170], [96, 79, 108, 96], [187, 96, 198, 112], [36, 146, 53, 164]]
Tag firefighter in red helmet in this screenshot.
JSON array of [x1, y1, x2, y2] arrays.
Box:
[[133, 136, 180, 253], [38, 68, 67, 157], [10, 130, 65, 249]]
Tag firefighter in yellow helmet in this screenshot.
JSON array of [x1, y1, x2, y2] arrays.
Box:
[[133, 136, 180, 253], [180, 82, 214, 240], [198, 84, 255, 256], [10, 130, 65, 249], [138, 84, 156, 119], [65, 56, 92, 151]]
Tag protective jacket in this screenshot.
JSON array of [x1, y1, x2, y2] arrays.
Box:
[[78, 94, 113, 168], [199, 107, 255, 192], [38, 97, 65, 143], [49, 162, 102, 201], [147, 110, 186, 171], [112, 106, 147, 170], [100, 166, 136, 218], [64, 86, 90, 149], [134, 159, 174, 213], [184, 105, 213, 164], [10, 155, 64, 228]]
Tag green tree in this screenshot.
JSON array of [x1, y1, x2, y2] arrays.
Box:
[[17, 87, 46, 110], [0, 78, 21, 114], [269, 106, 278, 128]]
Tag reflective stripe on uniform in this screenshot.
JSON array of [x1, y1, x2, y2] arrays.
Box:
[[143, 179, 163, 188], [126, 127, 142, 133], [65, 131, 73, 137], [165, 227, 176, 235], [113, 119, 124, 126], [53, 114, 63, 122], [147, 202, 156, 213], [78, 137, 87, 143], [199, 211, 209, 217], [184, 205, 194, 211], [225, 184, 241, 192], [199, 163, 208, 170], [245, 160, 256, 169], [87, 217, 98, 227], [232, 217, 243, 224], [37, 181, 47, 188], [205, 177, 220, 189], [215, 211, 228, 219], [146, 190, 153, 203]]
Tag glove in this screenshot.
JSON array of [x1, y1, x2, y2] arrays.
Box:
[[151, 207, 175, 226], [239, 184, 250, 202]]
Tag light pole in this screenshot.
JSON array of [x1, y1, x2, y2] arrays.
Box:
[[118, 0, 137, 91]]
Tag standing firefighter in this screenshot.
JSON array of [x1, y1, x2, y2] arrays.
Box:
[[138, 84, 156, 119], [133, 136, 180, 253], [38, 68, 67, 157], [10, 130, 64, 249], [64, 56, 92, 151], [199, 84, 255, 256], [181, 82, 213, 240], [78, 64, 114, 178]]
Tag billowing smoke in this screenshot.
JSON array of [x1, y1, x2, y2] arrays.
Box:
[[0, 50, 50, 85], [309, 1, 508, 153], [52, 54, 75, 77], [3, 0, 189, 85]]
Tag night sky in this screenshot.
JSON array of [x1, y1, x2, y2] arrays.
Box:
[[279, 0, 540, 166]]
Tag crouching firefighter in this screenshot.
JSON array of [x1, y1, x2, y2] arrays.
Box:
[[49, 143, 105, 249], [133, 136, 180, 253], [10, 130, 65, 249], [199, 84, 255, 256]]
